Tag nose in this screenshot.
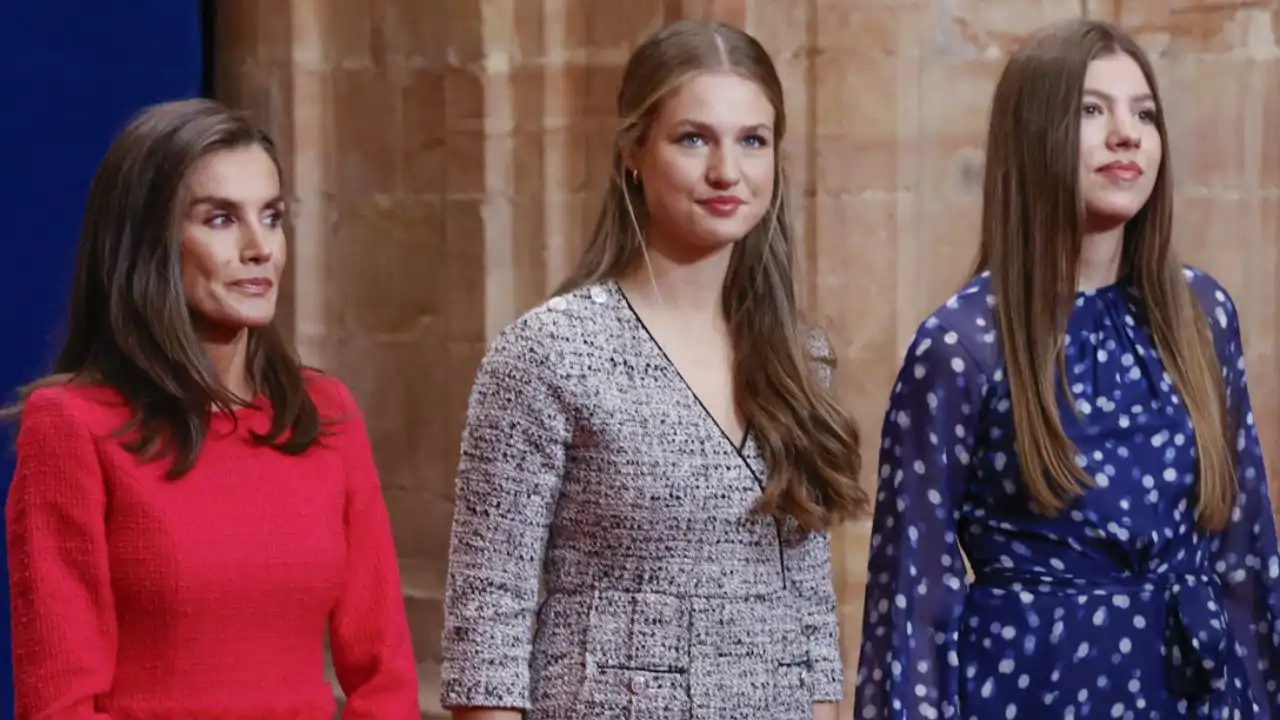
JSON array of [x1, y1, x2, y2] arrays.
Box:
[[239, 221, 275, 265], [1107, 112, 1142, 151], [706, 143, 741, 188]]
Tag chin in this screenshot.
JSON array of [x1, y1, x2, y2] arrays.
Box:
[[694, 220, 759, 246], [221, 308, 277, 331], [1084, 198, 1147, 228]]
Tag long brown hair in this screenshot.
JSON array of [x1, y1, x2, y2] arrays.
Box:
[[976, 19, 1234, 530], [554, 20, 867, 531], [4, 98, 323, 478]]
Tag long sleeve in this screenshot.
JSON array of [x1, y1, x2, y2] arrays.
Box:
[[781, 330, 845, 702], [326, 383, 421, 719], [5, 388, 116, 720], [1208, 296, 1280, 717], [784, 528, 843, 701], [439, 326, 571, 710], [852, 320, 983, 720]]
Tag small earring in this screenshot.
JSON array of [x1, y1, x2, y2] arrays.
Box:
[[630, 168, 641, 185]]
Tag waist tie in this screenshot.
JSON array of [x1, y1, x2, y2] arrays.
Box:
[[974, 567, 1231, 700]]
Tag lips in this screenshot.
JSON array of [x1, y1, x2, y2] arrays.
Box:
[[698, 196, 745, 217], [230, 278, 274, 296], [1096, 161, 1143, 182]]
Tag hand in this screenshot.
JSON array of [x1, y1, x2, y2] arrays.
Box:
[[813, 701, 840, 720]]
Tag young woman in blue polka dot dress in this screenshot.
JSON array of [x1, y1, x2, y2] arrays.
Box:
[[853, 19, 1280, 720]]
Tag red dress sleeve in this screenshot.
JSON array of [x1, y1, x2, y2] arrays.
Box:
[[5, 387, 117, 719], [322, 380, 421, 718]]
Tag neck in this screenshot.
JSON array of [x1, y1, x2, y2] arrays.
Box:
[[1078, 223, 1125, 292], [618, 232, 735, 323], [197, 324, 254, 401]]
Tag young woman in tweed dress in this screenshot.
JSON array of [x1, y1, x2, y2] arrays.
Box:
[[440, 19, 869, 720]]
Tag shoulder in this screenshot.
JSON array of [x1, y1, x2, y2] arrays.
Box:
[[904, 273, 998, 373], [300, 371, 373, 443], [483, 283, 619, 371], [804, 326, 834, 361], [800, 325, 837, 389], [303, 370, 358, 417], [20, 381, 128, 436], [1180, 265, 1239, 331]]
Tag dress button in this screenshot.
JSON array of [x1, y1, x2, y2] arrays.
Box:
[[589, 286, 608, 304], [548, 296, 568, 311], [628, 674, 648, 695]]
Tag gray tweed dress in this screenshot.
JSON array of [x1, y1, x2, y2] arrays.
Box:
[[439, 280, 844, 719]]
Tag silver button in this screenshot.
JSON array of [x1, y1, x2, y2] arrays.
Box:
[[628, 674, 647, 695], [589, 286, 608, 304], [548, 296, 568, 311]]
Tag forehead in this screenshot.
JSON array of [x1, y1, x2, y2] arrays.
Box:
[[653, 71, 775, 127], [1083, 53, 1152, 94], [184, 145, 280, 200]]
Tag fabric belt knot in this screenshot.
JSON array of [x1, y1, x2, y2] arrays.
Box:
[[973, 566, 1229, 700], [1162, 572, 1230, 700]]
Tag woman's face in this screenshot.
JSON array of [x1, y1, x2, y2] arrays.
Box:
[[1077, 52, 1163, 229], [178, 144, 287, 336], [630, 71, 778, 257]]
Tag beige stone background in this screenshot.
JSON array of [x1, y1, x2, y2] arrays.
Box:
[[212, 0, 1279, 716]]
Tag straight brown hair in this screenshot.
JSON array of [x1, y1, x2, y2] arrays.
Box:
[[4, 99, 323, 478], [555, 20, 868, 531], [976, 19, 1235, 530]]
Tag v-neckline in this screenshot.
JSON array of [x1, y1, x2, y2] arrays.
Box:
[[611, 281, 750, 455]]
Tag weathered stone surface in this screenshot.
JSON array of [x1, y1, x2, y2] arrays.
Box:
[[215, 1, 1280, 713]]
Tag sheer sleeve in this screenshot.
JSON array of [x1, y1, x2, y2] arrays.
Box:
[[1206, 290, 1280, 716], [852, 319, 985, 720]]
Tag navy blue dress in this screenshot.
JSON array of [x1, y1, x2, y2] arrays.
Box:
[[853, 268, 1280, 719]]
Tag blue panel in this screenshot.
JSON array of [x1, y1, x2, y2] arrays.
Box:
[[0, 3, 206, 715]]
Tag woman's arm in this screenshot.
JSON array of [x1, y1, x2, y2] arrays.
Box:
[[324, 380, 421, 719], [852, 320, 984, 720], [5, 388, 117, 719], [1202, 285, 1280, 716], [439, 323, 572, 713]]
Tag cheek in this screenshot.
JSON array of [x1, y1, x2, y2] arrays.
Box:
[[744, 154, 775, 194], [1078, 127, 1107, 164], [641, 152, 700, 201], [269, 231, 288, 271], [1144, 132, 1163, 165], [179, 234, 226, 293]]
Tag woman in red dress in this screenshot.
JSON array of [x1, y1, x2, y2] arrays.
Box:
[[4, 98, 420, 719]]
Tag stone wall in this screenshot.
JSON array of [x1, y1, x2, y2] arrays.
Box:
[[212, 1, 1280, 715]]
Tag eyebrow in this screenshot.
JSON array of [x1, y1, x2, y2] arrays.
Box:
[[672, 118, 774, 134], [1083, 88, 1155, 104], [188, 194, 286, 209]]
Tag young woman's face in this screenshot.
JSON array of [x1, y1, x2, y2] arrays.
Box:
[[630, 71, 777, 256], [1077, 52, 1163, 229], [178, 144, 287, 335]]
